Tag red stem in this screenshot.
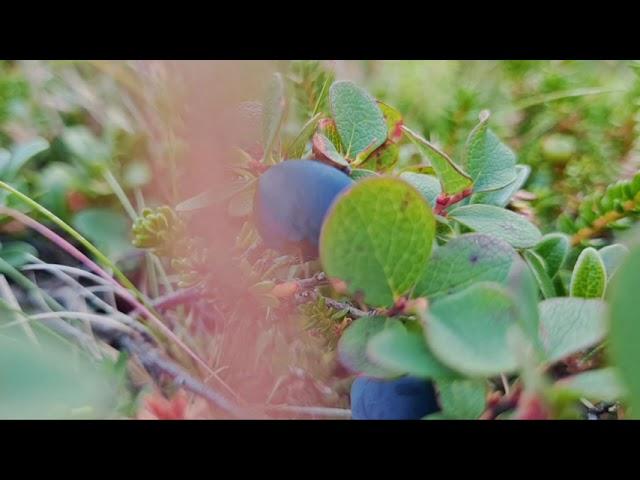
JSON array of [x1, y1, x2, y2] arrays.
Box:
[[433, 187, 473, 216]]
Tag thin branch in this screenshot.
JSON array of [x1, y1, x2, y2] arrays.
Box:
[[90, 322, 248, 419], [480, 384, 523, 420], [129, 286, 204, 318], [0, 206, 239, 402], [264, 404, 352, 419]]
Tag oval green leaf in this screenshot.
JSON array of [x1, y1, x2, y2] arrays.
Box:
[[329, 81, 387, 159], [320, 177, 435, 307], [424, 282, 520, 377], [367, 324, 456, 380], [523, 250, 556, 299], [436, 378, 486, 419], [402, 125, 473, 196], [556, 368, 626, 403], [463, 111, 517, 193], [337, 316, 402, 378], [538, 297, 608, 363], [413, 233, 518, 299], [471, 164, 530, 207], [449, 204, 542, 249], [570, 247, 606, 298], [399, 172, 441, 208], [533, 233, 570, 279]]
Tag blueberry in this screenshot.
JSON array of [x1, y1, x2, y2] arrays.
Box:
[[350, 376, 440, 420], [254, 160, 354, 257]]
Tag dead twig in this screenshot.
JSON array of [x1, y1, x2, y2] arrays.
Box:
[[91, 322, 247, 418]]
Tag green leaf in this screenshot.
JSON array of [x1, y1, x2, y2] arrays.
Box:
[[285, 112, 322, 159], [425, 283, 520, 377], [0, 241, 38, 268], [436, 379, 486, 419], [598, 244, 629, 280], [175, 177, 257, 212], [399, 172, 442, 208], [312, 133, 350, 169], [320, 177, 435, 307], [533, 233, 570, 278], [262, 73, 287, 162], [72, 208, 132, 260], [34, 162, 75, 220], [423, 412, 451, 420], [367, 323, 456, 380], [0, 333, 121, 419], [471, 164, 530, 207], [538, 297, 608, 363], [609, 243, 640, 416], [449, 204, 542, 249], [337, 316, 402, 378], [377, 101, 404, 143], [463, 111, 517, 192], [504, 257, 543, 353], [556, 368, 626, 403], [570, 247, 606, 298], [62, 126, 110, 167], [350, 169, 377, 181], [413, 234, 518, 299], [329, 81, 387, 159], [317, 118, 344, 154], [402, 125, 473, 196], [123, 162, 151, 188], [357, 141, 399, 172], [4, 137, 49, 180], [523, 250, 556, 299]]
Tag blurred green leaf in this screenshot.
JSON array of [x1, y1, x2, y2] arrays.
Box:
[[533, 233, 570, 279], [123, 162, 151, 188], [3, 137, 49, 180], [598, 243, 629, 280], [523, 250, 556, 299], [539, 297, 608, 363], [350, 169, 377, 181], [367, 323, 456, 380], [285, 112, 322, 158], [609, 242, 640, 417], [436, 378, 486, 419], [0, 334, 122, 419], [72, 208, 131, 260], [556, 368, 626, 403], [0, 241, 38, 268], [262, 73, 287, 162], [337, 316, 402, 378], [425, 283, 520, 377]]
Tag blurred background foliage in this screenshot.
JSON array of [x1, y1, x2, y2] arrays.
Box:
[[358, 60, 640, 231]]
